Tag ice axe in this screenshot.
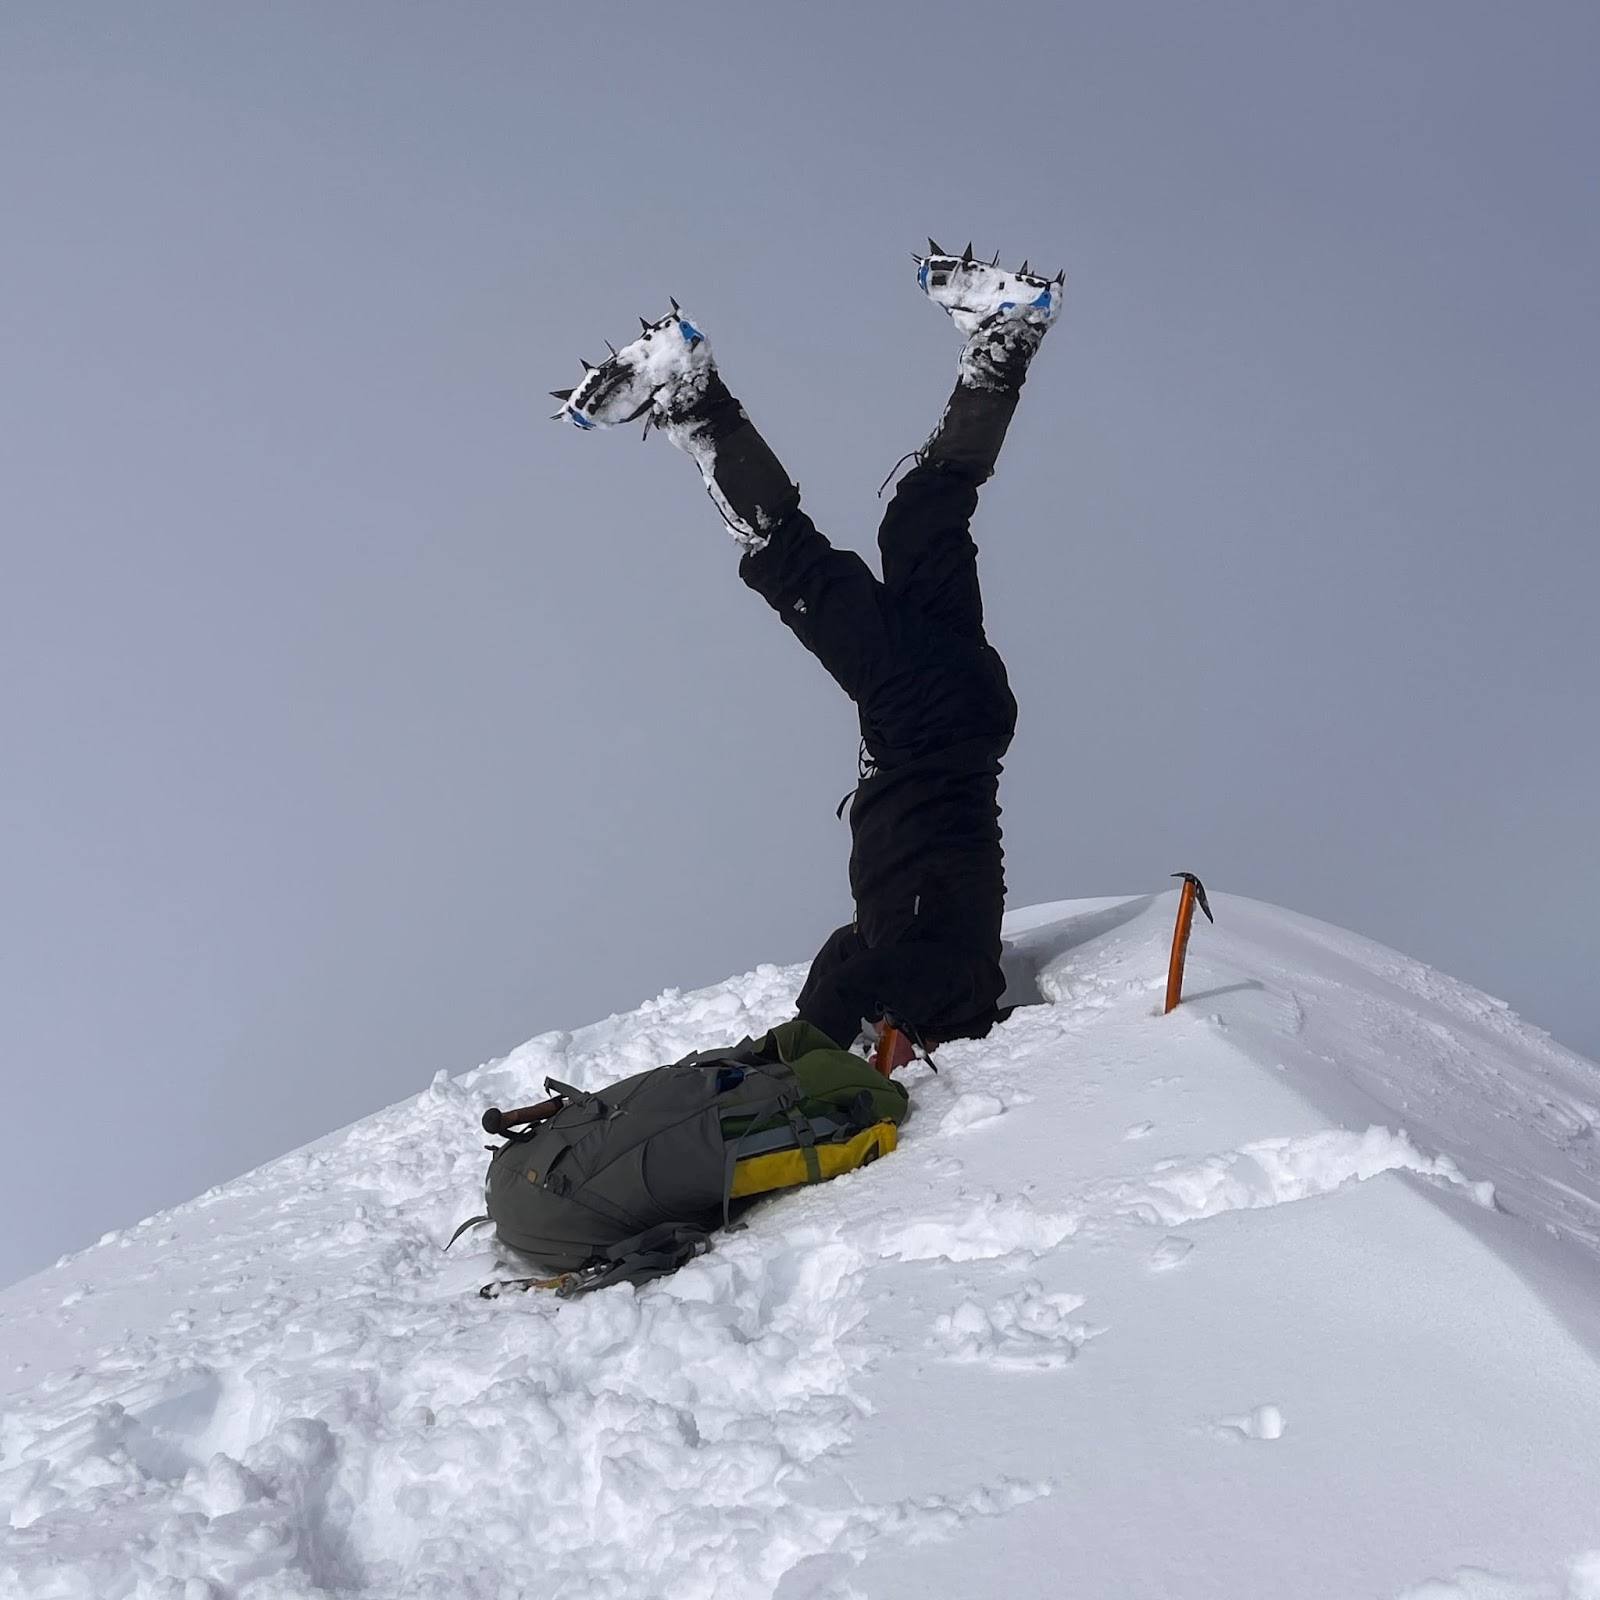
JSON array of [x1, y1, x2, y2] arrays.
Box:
[[481, 1095, 563, 1137], [872, 1023, 913, 1078], [871, 1014, 937, 1077], [1163, 872, 1214, 1014]]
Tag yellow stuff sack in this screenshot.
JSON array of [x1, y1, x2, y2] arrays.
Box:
[[729, 1120, 900, 1200]]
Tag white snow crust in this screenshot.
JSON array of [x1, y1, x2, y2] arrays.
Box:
[[4, 893, 1600, 1599]]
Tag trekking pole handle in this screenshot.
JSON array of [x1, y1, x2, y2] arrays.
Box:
[[482, 1095, 563, 1136]]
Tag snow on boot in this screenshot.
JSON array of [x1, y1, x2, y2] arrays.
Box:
[[907, 243, 1064, 477], [552, 308, 798, 551], [917, 246, 1062, 337], [552, 307, 715, 430], [916, 244, 1063, 390], [668, 382, 800, 551]]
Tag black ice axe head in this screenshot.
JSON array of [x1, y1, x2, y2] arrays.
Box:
[[1171, 871, 1213, 923]]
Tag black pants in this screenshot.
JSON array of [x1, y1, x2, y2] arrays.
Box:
[[739, 458, 1017, 1048]]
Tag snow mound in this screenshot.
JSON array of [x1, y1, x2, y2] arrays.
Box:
[[3, 894, 1600, 1599]]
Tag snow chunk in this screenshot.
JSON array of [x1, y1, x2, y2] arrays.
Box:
[[929, 1281, 1092, 1370], [938, 1092, 1007, 1136], [1106, 1125, 1497, 1229]]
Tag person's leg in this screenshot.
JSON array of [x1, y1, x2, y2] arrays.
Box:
[[658, 371, 800, 552], [874, 461, 987, 644], [677, 375, 949, 720], [558, 308, 937, 713], [875, 250, 1061, 640]]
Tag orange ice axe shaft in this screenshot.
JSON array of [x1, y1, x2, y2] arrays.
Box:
[[1164, 871, 1214, 1014]]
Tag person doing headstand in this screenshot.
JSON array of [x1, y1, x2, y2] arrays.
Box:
[[555, 247, 1061, 1064]]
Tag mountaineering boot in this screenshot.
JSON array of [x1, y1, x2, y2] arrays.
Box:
[[555, 308, 716, 429], [553, 310, 798, 550], [917, 246, 1063, 367], [914, 245, 1064, 478]]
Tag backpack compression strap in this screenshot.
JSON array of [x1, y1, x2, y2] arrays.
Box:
[[564, 1222, 715, 1295], [781, 1105, 823, 1183]]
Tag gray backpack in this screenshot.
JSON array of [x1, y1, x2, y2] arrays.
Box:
[[465, 1020, 909, 1295]]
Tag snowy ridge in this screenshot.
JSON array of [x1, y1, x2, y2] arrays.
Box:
[[4, 895, 1600, 1599]]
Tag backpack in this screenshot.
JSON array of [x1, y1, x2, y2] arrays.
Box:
[[466, 1020, 908, 1295]]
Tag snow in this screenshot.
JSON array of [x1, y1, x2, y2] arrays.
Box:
[[3, 892, 1600, 1599]]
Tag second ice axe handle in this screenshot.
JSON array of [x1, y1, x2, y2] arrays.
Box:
[[1163, 872, 1214, 1015], [481, 1096, 563, 1136], [872, 1024, 908, 1078]]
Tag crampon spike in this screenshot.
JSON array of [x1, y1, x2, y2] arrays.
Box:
[[549, 387, 573, 402], [579, 358, 595, 372], [639, 315, 653, 331], [962, 241, 974, 263], [669, 296, 680, 313], [928, 236, 945, 256], [1019, 259, 1030, 276], [604, 340, 618, 356], [991, 250, 1000, 266]]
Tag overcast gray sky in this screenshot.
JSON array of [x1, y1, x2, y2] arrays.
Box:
[[3, 1, 1596, 1288]]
